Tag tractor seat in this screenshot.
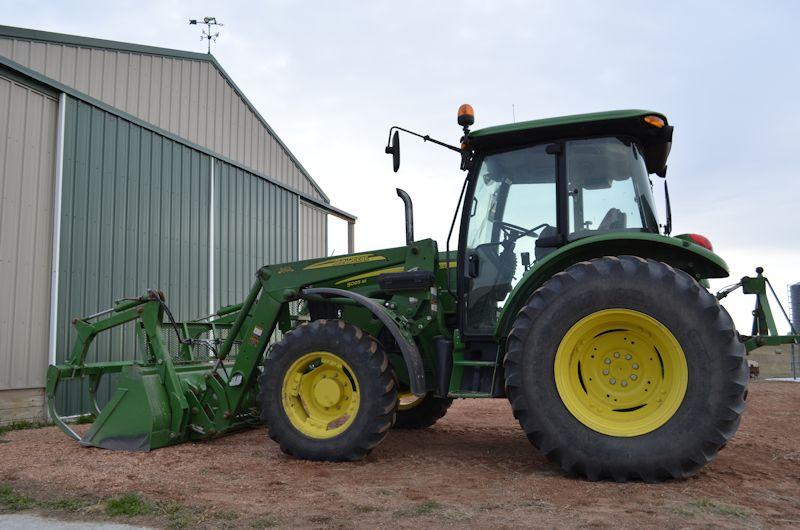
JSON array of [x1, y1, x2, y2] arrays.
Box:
[[534, 225, 559, 261], [598, 208, 627, 231]]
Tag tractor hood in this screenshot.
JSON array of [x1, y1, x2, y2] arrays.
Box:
[[468, 109, 673, 175]]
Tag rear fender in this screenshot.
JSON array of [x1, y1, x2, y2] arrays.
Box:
[[496, 232, 729, 337], [300, 287, 426, 396]]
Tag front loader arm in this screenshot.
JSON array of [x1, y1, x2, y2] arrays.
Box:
[[46, 240, 441, 451]]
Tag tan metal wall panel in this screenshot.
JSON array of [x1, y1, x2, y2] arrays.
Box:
[[60, 45, 76, 86], [88, 48, 103, 98], [0, 34, 328, 202], [75, 47, 91, 94], [298, 201, 328, 260], [0, 72, 57, 391]]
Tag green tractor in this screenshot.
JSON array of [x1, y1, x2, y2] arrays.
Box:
[[48, 107, 749, 482]]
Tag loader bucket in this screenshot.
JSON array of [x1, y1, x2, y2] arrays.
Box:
[[47, 362, 176, 451], [47, 291, 260, 451], [78, 364, 172, 451]]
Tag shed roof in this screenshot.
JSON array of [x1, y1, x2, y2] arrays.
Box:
[[0, 55, 355, 222], [0, 24, 330, 203]]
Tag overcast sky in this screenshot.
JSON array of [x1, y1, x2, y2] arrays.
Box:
[[3, 0, 798, 332]]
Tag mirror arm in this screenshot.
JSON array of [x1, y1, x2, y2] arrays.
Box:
[[387, 126, 462, 153]]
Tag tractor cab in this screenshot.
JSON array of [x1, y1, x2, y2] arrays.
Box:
[[461, 111, 670, 333], [385, 108, 675, 335]]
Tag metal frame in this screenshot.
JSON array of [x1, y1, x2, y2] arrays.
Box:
[[209, 157, 216, 314]]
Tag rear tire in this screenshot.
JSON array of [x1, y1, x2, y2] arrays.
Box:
[[394, 393, 453, 429], [504, 256, 747, 482], [258, 319, 397, 461]]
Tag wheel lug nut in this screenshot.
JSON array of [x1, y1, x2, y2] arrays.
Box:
[[630, 374, 637, 381], [621, 380, 628, 387], [610, 378, 616, 385], [625, 354, 632, 360], [604, 358, 611, 364], [613, 352, 620, 359], [632, 363, 639, 370], [602, 369, 609, 375]]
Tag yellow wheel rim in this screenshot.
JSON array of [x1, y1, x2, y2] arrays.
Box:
[[281, 351, 360, 439], [554, 309, 688, 437], [397, 391, 425, 411]]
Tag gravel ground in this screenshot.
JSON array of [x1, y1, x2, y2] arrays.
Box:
[[1, 381, 798, 528]]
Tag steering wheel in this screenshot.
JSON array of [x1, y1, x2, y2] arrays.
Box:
[[498, 221, 550, 242]]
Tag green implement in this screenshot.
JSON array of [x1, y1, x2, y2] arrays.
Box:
[[716, 267, 800, 352]]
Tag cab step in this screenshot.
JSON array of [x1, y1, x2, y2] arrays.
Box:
[[453, 360, 497, 367], [449, 391, 492, 398]]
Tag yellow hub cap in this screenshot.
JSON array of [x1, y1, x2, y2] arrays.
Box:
[[281, 351, 360, 439], [554, 309, 688, 437], [397, 391, 425, 411]]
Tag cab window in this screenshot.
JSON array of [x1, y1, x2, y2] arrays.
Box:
[[566, 137, 659, 238]]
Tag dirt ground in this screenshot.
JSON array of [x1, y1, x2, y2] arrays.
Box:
[[1, 381, 799, 528]]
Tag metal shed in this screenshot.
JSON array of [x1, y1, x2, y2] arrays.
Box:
[[0, 26, 355, 423]]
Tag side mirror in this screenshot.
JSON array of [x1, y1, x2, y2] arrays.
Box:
[[385, 130, 400, 173], [521, 251, 531, 271]]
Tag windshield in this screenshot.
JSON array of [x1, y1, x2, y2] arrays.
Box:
[[566, 137, 659, 238]]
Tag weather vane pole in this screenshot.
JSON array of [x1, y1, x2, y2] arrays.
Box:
[[189, 16, 223, 54]]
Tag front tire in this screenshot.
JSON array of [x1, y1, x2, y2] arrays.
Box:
[[258, 319, 397, 461], [504, 256, 747, 482]]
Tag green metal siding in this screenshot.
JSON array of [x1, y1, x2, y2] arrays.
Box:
[[56, 96, 211, 415], [214, 159, 298, 307]]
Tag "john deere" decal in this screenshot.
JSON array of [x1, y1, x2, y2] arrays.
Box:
[[303, 253, 388, 270]]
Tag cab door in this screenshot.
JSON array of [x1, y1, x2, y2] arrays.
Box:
[[460, 144, 558, 335]]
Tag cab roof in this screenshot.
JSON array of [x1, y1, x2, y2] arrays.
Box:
[[468, 109, 673, 175]]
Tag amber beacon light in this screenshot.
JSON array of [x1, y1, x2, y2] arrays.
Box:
[[458, 104, 475, 127]]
